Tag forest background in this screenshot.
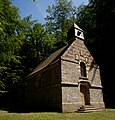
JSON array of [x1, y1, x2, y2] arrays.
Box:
[[0, 0, 115, 111]]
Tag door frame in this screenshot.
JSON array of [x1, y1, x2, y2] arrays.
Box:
[[80, 85, 90, 105]]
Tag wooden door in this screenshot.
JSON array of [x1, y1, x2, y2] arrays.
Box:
[[80, 85, 90, 105]]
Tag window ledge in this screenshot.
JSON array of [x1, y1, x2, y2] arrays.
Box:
[[79, 76, 88, 80]]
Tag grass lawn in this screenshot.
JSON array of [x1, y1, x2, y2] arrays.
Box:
[[0, 109, 115, 120]]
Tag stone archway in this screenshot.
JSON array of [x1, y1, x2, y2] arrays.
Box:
[[80, 85, 90, 105]]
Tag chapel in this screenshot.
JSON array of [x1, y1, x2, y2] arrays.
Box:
[[25, 23, 105, 112]]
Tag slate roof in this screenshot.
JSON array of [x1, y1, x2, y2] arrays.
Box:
[[28, 45, 68, 77]]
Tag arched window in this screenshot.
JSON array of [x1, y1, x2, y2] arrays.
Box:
[[80, 62, 87, 77]]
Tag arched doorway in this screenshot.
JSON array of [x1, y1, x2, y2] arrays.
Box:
[[80, 85, 90, 105]]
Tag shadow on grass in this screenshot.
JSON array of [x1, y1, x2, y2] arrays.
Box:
[[0, 104, 61, 113]]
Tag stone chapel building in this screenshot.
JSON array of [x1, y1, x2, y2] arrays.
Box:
[[25, 23, 105, 112]]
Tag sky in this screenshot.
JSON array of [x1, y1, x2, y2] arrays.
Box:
[[12, 0, 89, 24]]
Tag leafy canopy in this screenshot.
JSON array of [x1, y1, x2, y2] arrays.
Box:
[[45, 0, 78, 49]]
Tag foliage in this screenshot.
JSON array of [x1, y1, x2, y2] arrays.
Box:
[[77, 4, 96, 44], [0, 0, 57, 107], [77, 0, 115, 58], [77, 0, 115, 108], [0, 0, 23, 94], [45, 0, 78, 49], [20, 15, 55, 75]]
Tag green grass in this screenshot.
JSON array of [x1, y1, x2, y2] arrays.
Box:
[[0, 109, 115, 120]]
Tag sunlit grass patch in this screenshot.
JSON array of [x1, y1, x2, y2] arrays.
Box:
[[0, 109, 115, 120]]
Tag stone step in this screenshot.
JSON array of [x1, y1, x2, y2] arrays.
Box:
[[77, 105, 103, 113]]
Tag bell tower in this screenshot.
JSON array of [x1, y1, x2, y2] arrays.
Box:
[[67, 23, 84, 41]]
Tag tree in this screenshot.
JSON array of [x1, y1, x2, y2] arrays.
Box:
[[0, 0, 27, 108], [77, 0, 115, 108], [77, 0, 115, 59], [0, 0, 57, 109], [0, 0, 22, 92], [45, 0, 78, 49], [20, 15, 55, 76]]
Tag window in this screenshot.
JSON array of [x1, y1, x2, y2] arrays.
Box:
[[80, 62, 87, 77], [77, 31, 81, 36]]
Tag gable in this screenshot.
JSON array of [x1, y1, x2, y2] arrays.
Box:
[[61, 37, 93, 66]]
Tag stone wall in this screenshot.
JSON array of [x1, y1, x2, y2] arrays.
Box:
[[88, 66, 102, 86], [62, 86, 80, 103], [25, 61, 62, 111], [90, 88, 105, 108], [61, 86, 81, 112], [60, 38, 105, 112], [61, 60, 79, 83], [62, 38, 93, 64], [61, 37, 103, 86]]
